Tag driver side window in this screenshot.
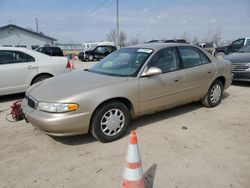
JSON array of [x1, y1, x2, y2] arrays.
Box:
[[148, 48, 179, 73], [96, 47, 104, 53]]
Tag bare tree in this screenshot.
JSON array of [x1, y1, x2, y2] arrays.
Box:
[[212, 28, 221, 45], [107, 29, 127, 47], [107, 29, 116, 43], [192, 36, 199, 45], [129, 38, 139, 45]]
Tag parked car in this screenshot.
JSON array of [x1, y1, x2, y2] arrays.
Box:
[[215, 38, 250, 59], [199, 42, 217, 56], [147, 39, 188, 43], [22, 43, 232, 142], [35, 47, 64, 56], [78, 45, 117, 61], [0, 47, 69, 96], [224, 46, 250, 82]]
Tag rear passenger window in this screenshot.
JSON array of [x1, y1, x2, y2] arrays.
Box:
[[0, 51, 35, 64], [178, 47, 210, 68], [179, 47, 201, 68]]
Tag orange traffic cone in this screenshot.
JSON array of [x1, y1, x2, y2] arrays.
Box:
[[121, 130, 145, 188], [66, 60, 74, 70]]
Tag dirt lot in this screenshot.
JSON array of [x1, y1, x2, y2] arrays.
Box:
[[0, 61, 249, 188]]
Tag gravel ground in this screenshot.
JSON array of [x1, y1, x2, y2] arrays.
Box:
[[0, 61, 249, 188]]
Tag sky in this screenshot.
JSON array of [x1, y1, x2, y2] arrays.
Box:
[[0, 0, 250, 43]]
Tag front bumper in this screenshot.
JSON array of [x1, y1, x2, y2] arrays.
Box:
[[232, 71, 250, 82], [21, 100, 92, 136]]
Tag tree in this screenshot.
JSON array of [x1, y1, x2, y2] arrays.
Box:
[[192, 36, 199, 45], [129, 38, 139, 45], [107, 29, 127, 48], [212, 28, 221, 45]]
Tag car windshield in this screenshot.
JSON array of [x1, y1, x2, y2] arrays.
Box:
[[89, 48, 153, 77]]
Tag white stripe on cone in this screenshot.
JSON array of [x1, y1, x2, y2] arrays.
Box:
[[123, 167, 143, 181], [126, 144, 141, 163]]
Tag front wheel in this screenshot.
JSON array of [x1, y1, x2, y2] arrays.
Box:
[[88, 55, 94, 61], [215, 52, 225, 59], [202, 80, 223, 108], [90, 101, 131, 142]]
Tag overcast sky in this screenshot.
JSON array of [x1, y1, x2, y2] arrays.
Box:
[[0, 0, 250, 43]]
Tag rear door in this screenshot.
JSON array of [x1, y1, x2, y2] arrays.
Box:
[[177, 46, 215, 101], [0, 50, 37, 95], [139, 47, 186, 115]]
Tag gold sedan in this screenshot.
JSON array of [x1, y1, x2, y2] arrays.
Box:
[[22, 43, 233, 142]]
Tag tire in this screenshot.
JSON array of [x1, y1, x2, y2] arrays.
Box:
[[91, 101, 131, 142], [202, 80, 223, 108], [88, 55, 94, 61], [32, 74, 52, 85], [215, 52, 225, 59]]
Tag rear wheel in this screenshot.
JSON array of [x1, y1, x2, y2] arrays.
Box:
[[202, 80, 223, 108], [32, 74, 52, 85], [91, 101, 131, 142]]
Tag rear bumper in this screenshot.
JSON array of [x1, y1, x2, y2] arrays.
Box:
[[21, 100, 91, 136]]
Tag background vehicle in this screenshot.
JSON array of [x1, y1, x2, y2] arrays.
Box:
[[224, 46, 250, 82], [78, 45, 117, 61], [35, 47, 64, 56], [147, 39, 188, 43], [215, 38, 250, 59], [199, 42, 217, 56], [0, 47, 69, 96], [22, 43, 232, 143]]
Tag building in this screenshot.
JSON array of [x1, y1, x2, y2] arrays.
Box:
[[0, 24, 57, 49]]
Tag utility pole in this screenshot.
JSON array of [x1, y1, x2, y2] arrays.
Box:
[[116, 0, 119, 48], [35, 17, 39, 33]]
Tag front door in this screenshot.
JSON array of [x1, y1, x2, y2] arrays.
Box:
[[138, 47, 186, 115]]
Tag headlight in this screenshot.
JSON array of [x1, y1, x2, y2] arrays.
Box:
[[38, 102, 79, 113]]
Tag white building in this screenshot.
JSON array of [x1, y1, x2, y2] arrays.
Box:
[[0, 24, 57, 50]]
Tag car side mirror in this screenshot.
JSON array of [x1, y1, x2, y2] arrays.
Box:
[[141, 67, 162, 77]]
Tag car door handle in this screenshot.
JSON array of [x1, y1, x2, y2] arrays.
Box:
[[207, 69, 213, 74], [27, 65, 37, 69], [174, 77, 182, 82]]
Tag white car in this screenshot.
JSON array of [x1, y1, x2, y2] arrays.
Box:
[[0, 47, 69, 96]]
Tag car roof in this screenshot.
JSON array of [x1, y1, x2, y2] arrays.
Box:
[[0, 47, 52, 58], [96, 45, 116, 47], [126, 42, 191, 51]]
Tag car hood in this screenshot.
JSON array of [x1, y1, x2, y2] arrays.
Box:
[[27, 71, 128, 102], [216, 45, 228, 51], [224, 53, 250, 63]]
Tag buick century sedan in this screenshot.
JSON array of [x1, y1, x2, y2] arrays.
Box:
[[22, 43, 233, 142]]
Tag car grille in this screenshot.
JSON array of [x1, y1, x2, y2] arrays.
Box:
[[233, 64, 249, 71], [26, 95, 36, 109]]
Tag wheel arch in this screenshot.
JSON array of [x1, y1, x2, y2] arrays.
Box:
[[215, 76, 225, 88], [31, 73, 54, 85]]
